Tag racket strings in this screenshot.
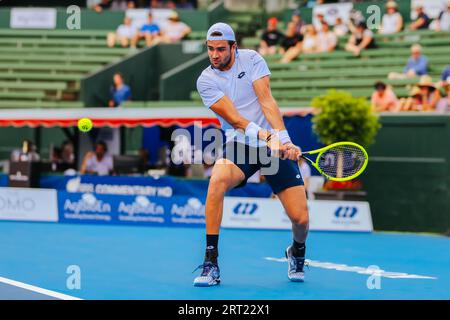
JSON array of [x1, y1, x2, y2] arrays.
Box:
[[317, 145, 366, 179]]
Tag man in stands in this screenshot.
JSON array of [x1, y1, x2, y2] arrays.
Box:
[[379, 1, 403, 34], [80, 141, 113, 176], [107, 17, 137, 48], [409, 5, 431, 30], [388, 44, 428, 80], [131, 12, 161, 48], [259, 17, 284, 56], [160, 12, 192, 43]]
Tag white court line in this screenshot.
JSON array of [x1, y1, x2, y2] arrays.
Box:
[[265, 257, 437, 280], [0, 276, 82, 300]]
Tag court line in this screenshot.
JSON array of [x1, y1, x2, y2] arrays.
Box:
[[0, 276, 82, 300], [264, 257, 437, 280]]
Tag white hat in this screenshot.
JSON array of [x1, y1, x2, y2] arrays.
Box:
[[206, 22, 236, 42]]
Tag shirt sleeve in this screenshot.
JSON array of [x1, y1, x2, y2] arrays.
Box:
[[441, 66, 450, 80], [249, 51, 271, 82], [196, 74, 225, 108]]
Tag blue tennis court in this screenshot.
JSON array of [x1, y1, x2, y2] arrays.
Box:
[[0, 220, 449, 300]]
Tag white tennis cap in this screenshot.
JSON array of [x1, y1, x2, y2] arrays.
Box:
[[206, 22, 236, 42]]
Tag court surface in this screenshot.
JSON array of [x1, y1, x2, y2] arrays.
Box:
[[0, 221, 449, 300]]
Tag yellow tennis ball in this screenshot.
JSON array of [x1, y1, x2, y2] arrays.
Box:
[[78, 118, 93, 132]]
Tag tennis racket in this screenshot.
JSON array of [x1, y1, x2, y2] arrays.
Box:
[[299, 142, 368, 182]]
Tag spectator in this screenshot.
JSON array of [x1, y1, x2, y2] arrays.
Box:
[[149, 0, 164, 8], [279, 22, 304, 63], [107, 17, 137, 48], [345, 22, 376, 56], [300, 24, 318, 54], [409, 5, 431, 30], [379, 1, 403, 34], [93, 0, 112, 13], [314, 12, 326, 32], [160, 12, 191, 43], [80, 141, 113, 176], [435, 1, 450, 31], [333, 17, 348, 37], [131, 12, 161, 48], [440, 65, 450, 87], [371, 81, 398, 112], [291, 10, 305, 35], [389, 44, 428, 79], [177, 0, 194, 9], [416, 75, 444, 111], [259, 17, 284, 56], [440, 81, 450, 112], [111, 0, 129, 10], [316, 22, 337, 53], [109, 72, 131, 107], [61, 140, 75, 167], [397, 86, 422, 111]]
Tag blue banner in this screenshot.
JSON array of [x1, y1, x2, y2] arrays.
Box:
[[58, 191, 207, 228]]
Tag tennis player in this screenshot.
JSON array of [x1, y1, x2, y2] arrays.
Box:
[[193, 23, 309, 286]]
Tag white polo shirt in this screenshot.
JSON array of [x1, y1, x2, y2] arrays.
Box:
[[197, 49, 272, 147]]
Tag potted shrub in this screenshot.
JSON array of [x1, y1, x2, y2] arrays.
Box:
[[311, 90, 381, 199]]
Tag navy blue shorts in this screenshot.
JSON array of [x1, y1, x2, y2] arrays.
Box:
[[222, 141, 304, 194]]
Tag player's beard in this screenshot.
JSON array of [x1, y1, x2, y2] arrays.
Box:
[[217, 53, 232, 70]]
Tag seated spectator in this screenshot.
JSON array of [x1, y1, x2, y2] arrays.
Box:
[[300, 24, 318, 54], [131, 12, 161, 48], [333, 17, 348, 37], [279, 22, 304, 63], [316, 22, 337, 53], [109, 72, 131, 107], [160, 12, 191, 43], [397, 86, 422, 111], [379, 1, 403, 34], [314, 13, 327, 32], [399, 76, 443, 111], [440, 81, 450, 112], [435, 1, 450, 31], [409, 5, 431, 30], [345, 22, 376, 56], [111, 0, 131, 10], [107, 17, 137, 48], [93, 0, 112, 13], [291, 10, 305, 35], [259, 17, 284, 56], [80, 141, 113, 176], [439, 65, 450, 87], [417, 76, 444, 111], [176, 0, 194, 9], [371, 81, 398, 112], [388, 44, 428, 79]]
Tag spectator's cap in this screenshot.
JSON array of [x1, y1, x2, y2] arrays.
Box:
[[292, 9, 301, 17], [414, 4, 424, 9], [417, 75, 436, 89], [386, 1, 398, 9], [268, 17, 278, 25], [206, 22, 236, 42], [374, 81, 387, 90], [168, 11, 180, 21], [409, 86, 422, 96], [317, 12, 324, 17]]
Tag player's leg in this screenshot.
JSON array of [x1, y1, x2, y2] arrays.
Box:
[[193, 158, 245, 287], [277, 185, 309, 282], [263, 158, 309, 282]]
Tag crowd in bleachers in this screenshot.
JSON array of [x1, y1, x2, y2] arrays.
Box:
[[107, 10, 191, 48], [255, 1, 450, 113], [89, 0, 195, 12]]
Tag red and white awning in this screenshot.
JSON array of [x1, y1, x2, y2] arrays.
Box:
[[0, 107, 313, 128]]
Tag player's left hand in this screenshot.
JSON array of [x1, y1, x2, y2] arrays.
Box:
[[281, 143, 302, 161]]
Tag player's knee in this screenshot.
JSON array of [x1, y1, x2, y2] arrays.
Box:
[[291, 207, 309, 226]]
